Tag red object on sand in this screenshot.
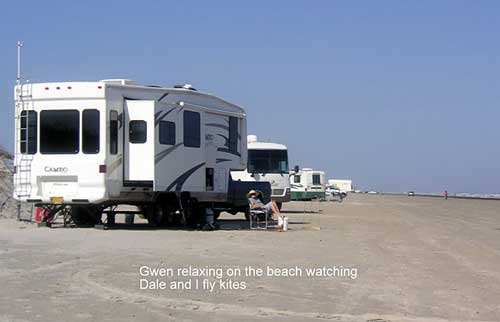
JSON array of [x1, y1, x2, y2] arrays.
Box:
[[35, 207, 48, 222]]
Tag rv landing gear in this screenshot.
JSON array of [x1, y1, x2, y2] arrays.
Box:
[[201, 208, 219, 231]]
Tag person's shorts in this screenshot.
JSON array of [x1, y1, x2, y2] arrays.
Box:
[[264, 202, 274, 215]]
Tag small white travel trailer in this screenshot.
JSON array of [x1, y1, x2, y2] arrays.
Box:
[[289, 168, 326, 200], [13, 79, 261, 226], [231, 135, 290, 208], [327, 179, 352, 193]]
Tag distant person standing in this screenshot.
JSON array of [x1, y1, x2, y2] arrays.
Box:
[[444, 190, 448, 200]]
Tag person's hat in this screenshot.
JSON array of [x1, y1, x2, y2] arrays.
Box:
[[247, 190, 258, 197]]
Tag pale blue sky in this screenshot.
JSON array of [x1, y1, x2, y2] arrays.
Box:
[[1, 1, 499, 193]]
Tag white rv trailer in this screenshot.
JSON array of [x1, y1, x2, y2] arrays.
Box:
[[327, 179, 352, 193], [13, 79, 257, 226], [231, 135, 290, 208], [289, 168, 326, 201]]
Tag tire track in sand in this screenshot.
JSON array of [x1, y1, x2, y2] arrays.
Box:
[[73, 267, 498, 322]]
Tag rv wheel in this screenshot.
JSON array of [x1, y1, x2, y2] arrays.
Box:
[[145, 203, 169, 227], [184, 199, 201, 228], [71, 205, 102, 226]]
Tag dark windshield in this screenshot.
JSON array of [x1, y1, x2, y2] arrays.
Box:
[[248, 149, 288, 174]]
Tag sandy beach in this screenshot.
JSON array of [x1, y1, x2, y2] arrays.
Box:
[[1, 194, 500, 322]]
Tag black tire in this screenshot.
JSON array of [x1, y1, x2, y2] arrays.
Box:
[[145, 203, 164, 227], [146, 203, 175, 227], [244, 207, 250, 221], [181, 198, 201, 228], [71, 205, 102, 226]]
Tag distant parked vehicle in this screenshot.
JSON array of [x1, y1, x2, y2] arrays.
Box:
[[326, 185, 347, 197], [289, 168, 326, 201], [325, 185, 347, 202], [367, 191, 378, 194], [407, 191, 415, 196], [231, 135, 291, 210], [327, 179, 352, 194]]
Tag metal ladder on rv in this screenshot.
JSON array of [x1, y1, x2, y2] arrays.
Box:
[[14, 83, 35, 220]]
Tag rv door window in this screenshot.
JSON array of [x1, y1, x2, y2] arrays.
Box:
[[228, 116, 238, 153], [82, 109, 100, 154], [159, 121, 175, 145], [129, 120, 147, 144], [312, 174, 321, 185], [20, 110, 37, 154], [294, 175, 301, 183], [40, 110, 79, 154], [183, 111, 200, 148], [109, 111, 118, 155]]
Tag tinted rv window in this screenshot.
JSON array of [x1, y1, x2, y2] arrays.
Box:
[[312, 174, 321, 185], [183, 111, 200, 148], [228, 116, 238, 153], [109, 111, 118, 155], [40, 110, 79, 154], [20, 111, 37, 154], [129, 120, 147, 144], [248, 149, 288, 173], [159, 121, 175, 145], [82, 109, 100, 154], [294, 175, 301, 183]]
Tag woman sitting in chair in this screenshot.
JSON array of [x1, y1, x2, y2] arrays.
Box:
[[247, 190, 282, 220]]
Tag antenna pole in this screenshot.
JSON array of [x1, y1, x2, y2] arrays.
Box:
[[17, 40, 23, 85]]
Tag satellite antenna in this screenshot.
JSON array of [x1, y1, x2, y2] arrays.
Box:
[[17, 40, 23, 85]]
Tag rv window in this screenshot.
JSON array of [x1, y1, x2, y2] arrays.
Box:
[[312, 174, 321, 185], [228, 116, 238, 153], [40, 110, 79, 154], [206, 167, 214, 191], [183, 111, 200, 148], [159, 121, 175, 145], [129, 120, 147, 144], [248, 149, 289, 174], [109, 111, 118, 155], [294, 175, 301, 183], [20, 111, 37, 154], [82, 110, 100, 154]]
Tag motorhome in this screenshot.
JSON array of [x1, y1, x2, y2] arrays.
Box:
[[289, 168, 326, 200], [13, 79, 262, 226], [231, 135, 290, 209]]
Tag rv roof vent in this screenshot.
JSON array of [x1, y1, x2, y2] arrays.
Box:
[[302, 168, 313, 171], [174, 84, 197, 91], [247, 135, 258, 144], [100, 79, 136, 85]]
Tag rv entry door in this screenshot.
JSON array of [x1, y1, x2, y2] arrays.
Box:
[[124, 100, 155, 186]]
